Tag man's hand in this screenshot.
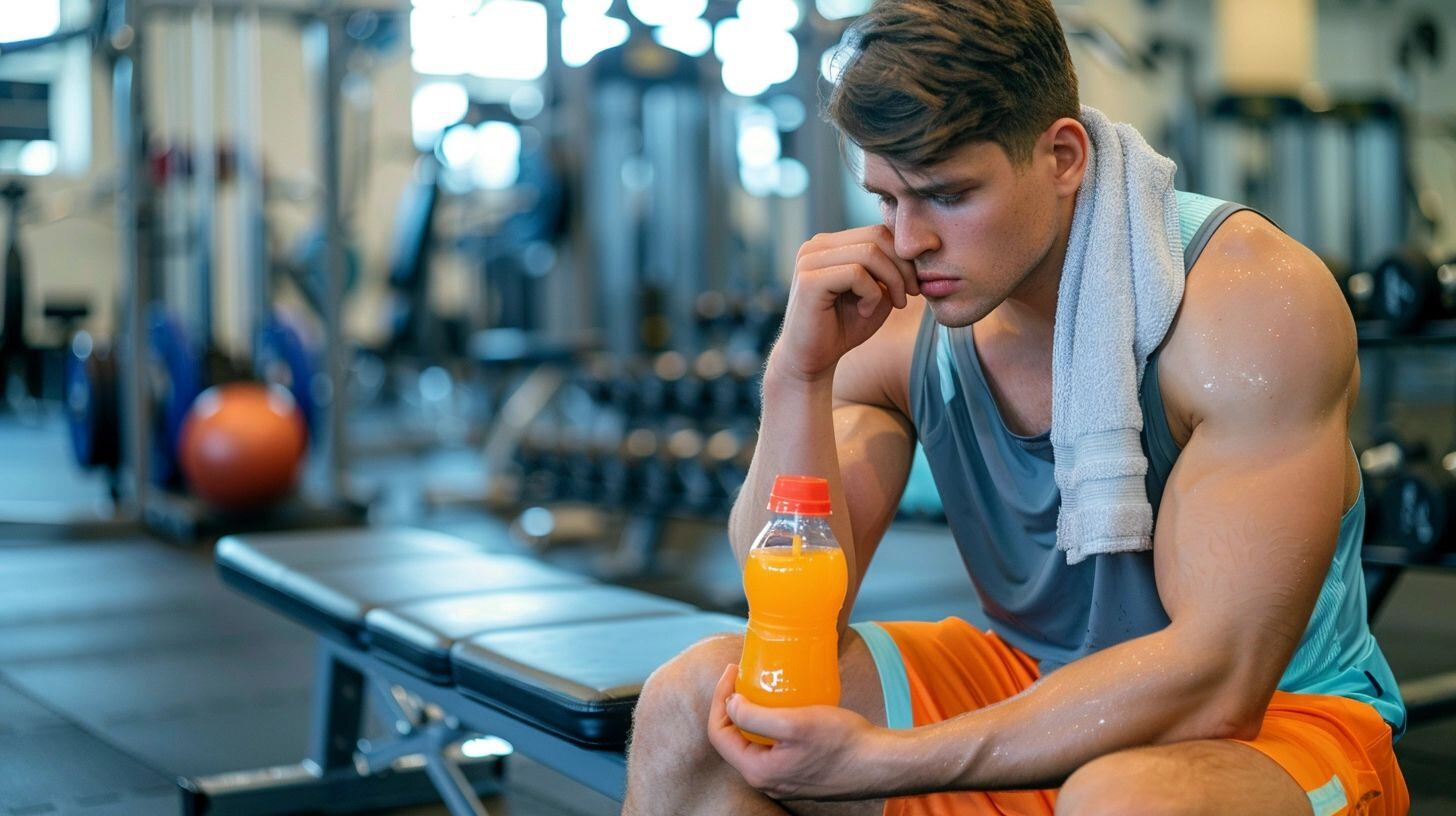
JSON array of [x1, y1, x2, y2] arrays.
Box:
[[706, 664, 895, 801], [769, 225, 920, 386]]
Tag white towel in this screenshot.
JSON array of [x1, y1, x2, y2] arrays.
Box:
[[1052, 106, 1185, 565]]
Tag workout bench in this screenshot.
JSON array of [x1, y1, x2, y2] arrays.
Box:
[[191, 527, 744, 814]]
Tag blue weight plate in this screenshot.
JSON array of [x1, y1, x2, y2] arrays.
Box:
[[148, 307, 203, 486], [259, 315, 320, 439]]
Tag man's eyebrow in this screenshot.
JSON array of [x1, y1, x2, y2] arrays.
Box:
[[861, 176, 978, 198]]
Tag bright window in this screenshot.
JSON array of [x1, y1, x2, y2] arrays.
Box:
[[0, 0, 61, 43], [0, 0, 86, 176], [410, 0, 547, 81]]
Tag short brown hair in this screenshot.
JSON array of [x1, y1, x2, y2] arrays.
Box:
[[825, 0, 1080, 167]]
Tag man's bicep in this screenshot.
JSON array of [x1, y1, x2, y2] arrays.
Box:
[[1154, 221, 1356, 646], [1151, 390, 1349, 721], [832, 400, 915, 582]]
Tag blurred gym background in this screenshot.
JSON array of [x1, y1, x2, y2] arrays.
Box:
[[0, 0, 1454, 813]]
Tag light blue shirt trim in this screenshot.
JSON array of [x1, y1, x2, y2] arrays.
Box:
[[936, 325, 957, 406]]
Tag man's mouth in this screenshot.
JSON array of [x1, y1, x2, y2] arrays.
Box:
[[916, 274, 961, 297]]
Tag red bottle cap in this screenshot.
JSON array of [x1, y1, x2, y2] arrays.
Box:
[[767, 475, 832, 516]]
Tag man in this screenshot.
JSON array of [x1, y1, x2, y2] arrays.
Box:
[[621, 0, 1408, 813]]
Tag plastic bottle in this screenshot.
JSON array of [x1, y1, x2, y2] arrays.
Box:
[[736, 475, 848, 745]]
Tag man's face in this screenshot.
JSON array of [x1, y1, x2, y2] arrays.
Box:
[[861, 138, 1062, 328]]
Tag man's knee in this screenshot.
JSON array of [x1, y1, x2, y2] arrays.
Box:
[[634, 633, 744, 734], [1056, 749, 1191, 816]]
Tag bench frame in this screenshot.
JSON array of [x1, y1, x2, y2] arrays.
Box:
[[180, 635, 628, 815]]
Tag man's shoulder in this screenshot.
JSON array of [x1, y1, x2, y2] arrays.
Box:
[[1158, 211, 1356, 427]]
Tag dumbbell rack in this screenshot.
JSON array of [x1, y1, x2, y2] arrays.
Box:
[[1355, 319, 1456, 726]]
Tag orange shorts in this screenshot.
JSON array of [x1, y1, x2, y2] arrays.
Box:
[[850, 618, 1408, 816]]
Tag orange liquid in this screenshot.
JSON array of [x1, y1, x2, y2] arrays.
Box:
[[735, 545, 848, 745]]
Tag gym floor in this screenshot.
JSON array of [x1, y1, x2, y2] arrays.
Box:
[[0, 415, 1453, 815]]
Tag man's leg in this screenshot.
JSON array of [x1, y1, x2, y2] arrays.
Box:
[[622, 629, 889, 816], [1054, 740, 1311, 816]]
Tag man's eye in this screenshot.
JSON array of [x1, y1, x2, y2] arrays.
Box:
[[930, 193, 963, 207]]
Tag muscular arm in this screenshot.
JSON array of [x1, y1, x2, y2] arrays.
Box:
[[866, 221, 1358, 795], [729, 298, 921, 635]]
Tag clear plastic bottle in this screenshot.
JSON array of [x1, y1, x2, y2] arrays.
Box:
[[736, 475, 848, 745]]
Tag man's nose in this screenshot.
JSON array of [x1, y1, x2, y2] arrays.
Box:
[[893, 206, 940, 261]]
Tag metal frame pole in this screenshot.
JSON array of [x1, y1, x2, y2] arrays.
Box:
[[309, 9, 350, 500], [192, 0, 217, 347], [110, 0, 152, 507], [232, 4, 267, 364]]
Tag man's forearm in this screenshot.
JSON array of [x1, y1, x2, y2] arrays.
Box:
[[729, 365, 860, 631], [870, 625, 1260, 796]]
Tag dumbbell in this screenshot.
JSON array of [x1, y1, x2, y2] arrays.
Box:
[[1354, 249, 1456, 333], [574, 353, 623, 407], [1359, 439, 1406, 545], [640, 351, 688, 417], [558, 425, 598, 503], [695, 291, 745, 348], [729, 350, 764, 419], [1325, 255, 1371, 322], [595, 432, 630, 507], [687, 348, 731, 420], [580, 425, 625, 505], [624, 427, 678, 513], [704, 427, 756, 512], [1382, 447, 1455, 559], [515, 423, 566, 503], [693, 348, 766, 423], [665, 428, 715, 514], [744, 288, 787, 355], [1360, 436, 1454, 558]]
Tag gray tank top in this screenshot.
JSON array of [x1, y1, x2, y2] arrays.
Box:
[[907, 194, 1249, 673]]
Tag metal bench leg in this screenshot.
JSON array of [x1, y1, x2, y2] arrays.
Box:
[[425, 721, 492, 816], [310, 644, 366, 773], [358, 680, 494, 816], [180, 639, 503, 815]]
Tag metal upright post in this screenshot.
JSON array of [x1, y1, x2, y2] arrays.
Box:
[[233, 4, 267, 365], [110, 0, 152, 508], [309, 8, 350, 501], [191, 0, 216, 347]]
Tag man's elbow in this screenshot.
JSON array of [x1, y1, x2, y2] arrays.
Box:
[[1186, 680, 1270, 742], [1201, 703, 1265, 742]]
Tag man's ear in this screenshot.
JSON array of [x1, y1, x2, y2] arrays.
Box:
[[1042, 117, 1088, 197]]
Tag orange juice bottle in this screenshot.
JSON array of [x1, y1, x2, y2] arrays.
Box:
[[736, 475, 848, 745]]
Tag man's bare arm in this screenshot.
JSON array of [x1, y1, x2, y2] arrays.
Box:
[[730, 292, 922, 635]]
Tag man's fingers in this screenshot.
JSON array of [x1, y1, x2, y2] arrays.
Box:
[[707, 664, 752, 757], [828, 265, 886, 318], [726, 694, 794, 742], [709, 664, 737, 729], [799, 226, 917, 293], [799, 243, 911, 308]]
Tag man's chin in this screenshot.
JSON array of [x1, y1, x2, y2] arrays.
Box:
[[925, 296, 989, 329]]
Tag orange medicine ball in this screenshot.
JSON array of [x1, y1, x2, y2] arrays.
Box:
[[179, 382, 308, 510]]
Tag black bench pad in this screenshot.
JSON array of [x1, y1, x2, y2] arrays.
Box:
[[218, 530, 587, 641], [451, 613, 745, 747], [218, 527, 484, 572], [216, 528, 749, 751], [365, 586, 696, 682]]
